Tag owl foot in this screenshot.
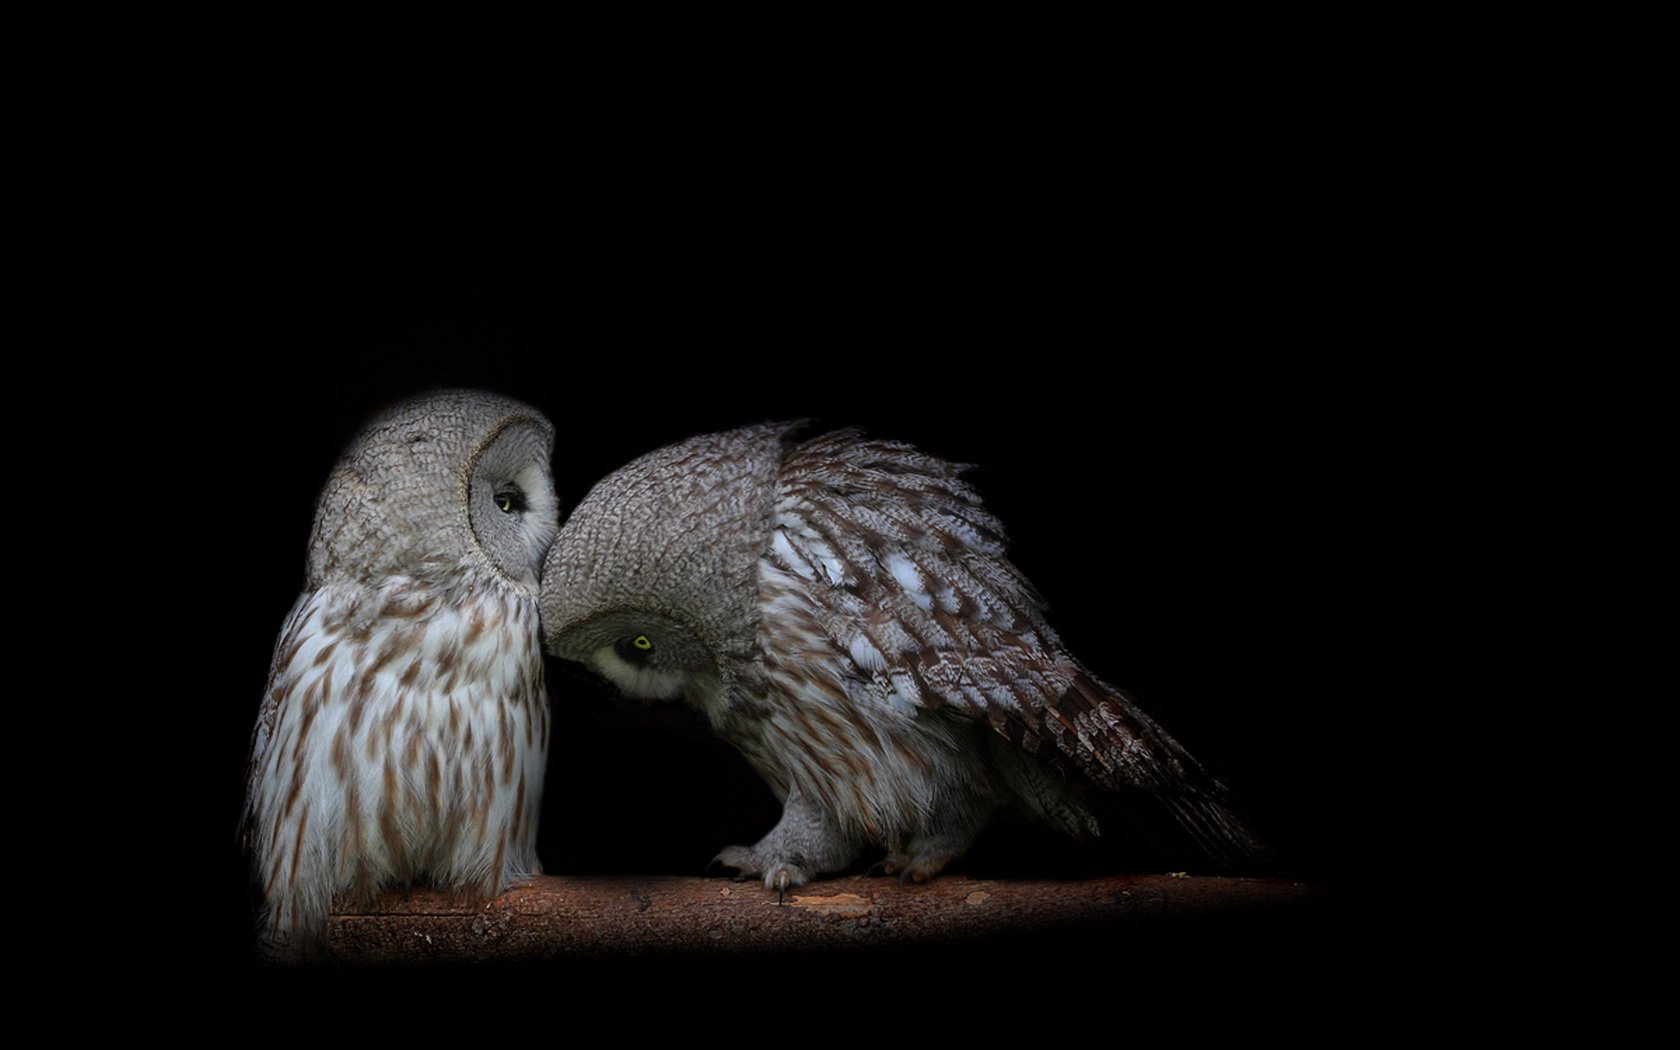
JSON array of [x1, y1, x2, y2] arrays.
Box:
[[711, 845, 814, 899], [710, 845, 760, 877], [874, 850, 955, 884]]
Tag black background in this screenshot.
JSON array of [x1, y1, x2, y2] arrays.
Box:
[[134, 81, 1425, 992]]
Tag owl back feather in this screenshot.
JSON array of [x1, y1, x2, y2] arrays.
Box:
[[768, 430, 1267, 866]]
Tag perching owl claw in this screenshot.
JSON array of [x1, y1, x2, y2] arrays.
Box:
[[243, 390, 558, 959], [540, 423, 1266, 894]]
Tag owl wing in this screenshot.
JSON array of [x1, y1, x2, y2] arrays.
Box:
[[242, 590, 320, 841], [770, 431, 1265, 865]]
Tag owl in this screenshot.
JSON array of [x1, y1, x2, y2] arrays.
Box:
[[540, 423, 1265, 894], [243, 390, 558, 959]]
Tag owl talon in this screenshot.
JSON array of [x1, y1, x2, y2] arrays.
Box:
[[714, 845, 815, 895], [711, 845, 760, 877], [903, 853, 953, 884], [765, 864, 808, 896]]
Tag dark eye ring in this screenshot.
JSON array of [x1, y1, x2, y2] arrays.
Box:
[[495, 487, 526, 514]]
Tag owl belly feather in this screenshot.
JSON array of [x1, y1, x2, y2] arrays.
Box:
[[247, 578, 548, 951], [723, 561, 995, 850]]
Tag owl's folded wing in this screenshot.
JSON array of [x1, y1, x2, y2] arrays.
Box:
[[770, 430, 1267, 866]]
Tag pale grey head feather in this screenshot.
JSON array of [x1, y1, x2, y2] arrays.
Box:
[[308, 389, 558, 589], [540, 422, 799, 673]]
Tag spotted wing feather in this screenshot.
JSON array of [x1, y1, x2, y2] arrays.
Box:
[[768, 430, 1264, 865]]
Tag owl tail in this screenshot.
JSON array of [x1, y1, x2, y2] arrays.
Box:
[[1060, 669, 1273, 870], [1156, 786, 1273, 870]]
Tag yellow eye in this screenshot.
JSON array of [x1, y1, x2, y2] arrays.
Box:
[[495, 487, 526, 514], [633, 635, 653, 651]]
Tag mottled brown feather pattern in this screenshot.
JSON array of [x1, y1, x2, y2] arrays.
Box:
[[764, 429, 1262, 865], [247, 579, 550, 956], [762, 433, 1263, 853], [542, 421, 1262, 891]]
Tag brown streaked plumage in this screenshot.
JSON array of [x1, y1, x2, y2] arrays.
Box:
[[542, 423, 1265, 894], [243, 390, 558, 960]]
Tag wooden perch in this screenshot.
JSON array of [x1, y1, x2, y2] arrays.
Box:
[[325, 873, 1323, 964]]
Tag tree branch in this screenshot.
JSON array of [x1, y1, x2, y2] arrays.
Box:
[[325, 873, 1322, 963]]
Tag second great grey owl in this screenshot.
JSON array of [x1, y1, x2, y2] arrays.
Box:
[[244, 390, 558, 959], [541, 423, 1264, 893]]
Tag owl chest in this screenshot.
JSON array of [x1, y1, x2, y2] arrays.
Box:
[[713, 560, 980, 831], [275, 588, 548, 802], [718, 658, 977, 836], [719, 664, 877, 789]]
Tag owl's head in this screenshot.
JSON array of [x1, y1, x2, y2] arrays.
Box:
[[307, 390, 559, 591], [540, 423, 799, 703]]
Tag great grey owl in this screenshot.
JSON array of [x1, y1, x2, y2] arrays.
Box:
[[244, 390, 558, 958], [540, 423, 1263, 893]]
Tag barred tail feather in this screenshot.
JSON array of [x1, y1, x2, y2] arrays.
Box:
[[1060, 669, 1271, 869], [1160, 793, 1272, 870]]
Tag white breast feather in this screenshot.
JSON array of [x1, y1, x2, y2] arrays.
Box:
[[247, 578, 546, 950]]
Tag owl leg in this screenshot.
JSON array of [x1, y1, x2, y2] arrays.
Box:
[[712, 784, 861, 895], [879, 829, 976, 883], [878, 795, 991, 883]]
